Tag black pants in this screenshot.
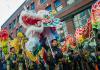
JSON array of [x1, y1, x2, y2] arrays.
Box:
[[49, 64, 55, 70], [63, 62, 72, 70], [73, 61, 83, 70]]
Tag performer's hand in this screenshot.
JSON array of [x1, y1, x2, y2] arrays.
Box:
[[48, 51, 52, 56], [52, 52, 55, 58], [13, 61, 17, 64]]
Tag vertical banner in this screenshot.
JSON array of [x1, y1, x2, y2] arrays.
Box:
[[91, 1, 100, 29]]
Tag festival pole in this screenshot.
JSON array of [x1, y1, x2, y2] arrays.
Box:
[[18, 38, 23, 70], [47, 37, 55, 58]]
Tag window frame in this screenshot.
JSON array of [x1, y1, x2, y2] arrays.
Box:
[[54, 0, 63, 11], [17, 26, 23, 33], [73, 8, 91, 28], [40, 0, 47, 4], [54, 0, 62, 8], [31, 2, 35, 10], [46, 5, 52, 12]]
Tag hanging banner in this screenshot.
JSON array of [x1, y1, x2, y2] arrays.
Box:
[[83, 18, 92, 38], [91, 1, 100, 29]]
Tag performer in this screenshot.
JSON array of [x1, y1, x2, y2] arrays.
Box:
[[0, 47, 6, 70], [47, 39, 63, 70], [6, 47, 17, 70], [17, 49, 26, 70]]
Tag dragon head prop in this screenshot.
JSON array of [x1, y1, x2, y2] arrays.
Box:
[[19, 7, 50, 28]]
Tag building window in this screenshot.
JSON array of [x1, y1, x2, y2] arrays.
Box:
[[9, 24, 11, 30], [17, 15, 20, 23], [54, 0, 63, 11], [17, 26, 23, 33], [67, 0, 75, 5], [46, 5, 52, 11], [31, 2, 35, 10], [2, 23, 7, 28], [73, 8, 91, 28], [40, 0, 47, 4], [54, 0, 62, 7], [9, 19, 16, 30], [13, 19, 16, 28], [10, 23, 13, 30]]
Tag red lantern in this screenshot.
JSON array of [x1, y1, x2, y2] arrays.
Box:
[[1, 29, 9, 40]]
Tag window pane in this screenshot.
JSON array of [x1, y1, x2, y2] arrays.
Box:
[[74, 21, 79, 28], [80, 11, 85, 17], [19, 26, 22, 32], [11, 24, 13, 29], [86, 9, 91, 18], [10, 20, 16, 30], [46, 5, 52, 11], [9, 24, 11, 30], [13, 20, 16, 28], [54, 0, 62, 8], [79, 20, 83, 27], [81, 17, 87, 25], [74, 14, 78, 22], [17, 15, 20, 23], [73, 8, 91, 28], [40, 0, 47, 4], [56, 5, 63, 11], [31, 2, 35, 10]]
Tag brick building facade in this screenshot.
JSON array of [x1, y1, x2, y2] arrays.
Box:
[[1, 0, 95, 39]]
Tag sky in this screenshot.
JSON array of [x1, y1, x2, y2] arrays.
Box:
[[0, 0, 25, 29]]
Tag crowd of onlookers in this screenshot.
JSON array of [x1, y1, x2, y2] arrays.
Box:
[[0, 31, 100, 70]]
